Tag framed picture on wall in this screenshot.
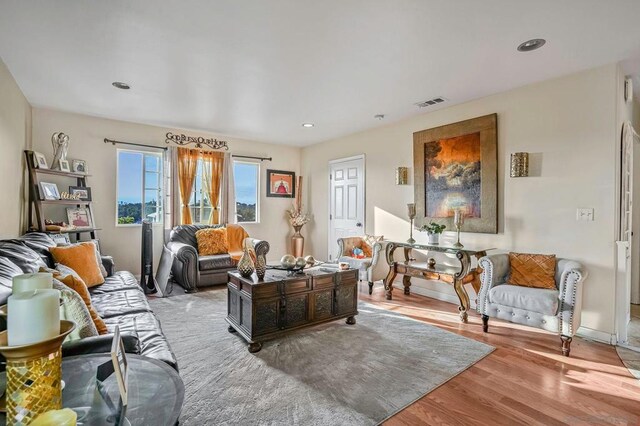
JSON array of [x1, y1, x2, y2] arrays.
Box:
[[413, 113, 498, 234], [266, 169, 295, 198]]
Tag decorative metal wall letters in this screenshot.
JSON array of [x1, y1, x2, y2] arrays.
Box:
[[165, 132, 229, 150]]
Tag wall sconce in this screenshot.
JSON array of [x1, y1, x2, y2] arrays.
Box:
[[510, 152, 529, 177], [396, 167, 409, 185]]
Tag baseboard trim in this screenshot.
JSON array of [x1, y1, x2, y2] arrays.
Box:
[[576, 326, 616, 345], [391, 282, 477, 309]]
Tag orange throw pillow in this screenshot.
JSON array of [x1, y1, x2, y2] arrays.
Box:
[[508, 252, 557, 289], [196, 227, 229, 256], [49, 242, 105, 287], [42, 267, 108, 335]]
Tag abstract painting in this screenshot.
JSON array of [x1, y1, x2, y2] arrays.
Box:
[[414, 114, 497, 234], [425, 132, 481, 218]]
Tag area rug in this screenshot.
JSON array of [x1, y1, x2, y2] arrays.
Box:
[[617, 346, 640, 380], [150, 288, 494, 425]]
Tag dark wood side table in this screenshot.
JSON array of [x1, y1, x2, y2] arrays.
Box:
[[384, 242, 494, 322], [226, 267, 359, 353]]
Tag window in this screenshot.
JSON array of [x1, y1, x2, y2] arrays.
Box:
[[182, 158, 260, 225], [116, 150, 163, 225], [234, 161, 259, 223], [187, 160, 212, 224]]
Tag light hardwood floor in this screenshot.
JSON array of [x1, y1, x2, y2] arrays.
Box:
[[359, 283, 640, 425], [629, 304, 640, 348]]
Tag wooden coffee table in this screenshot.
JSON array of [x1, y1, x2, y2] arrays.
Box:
[[226, 267, 359, 353]]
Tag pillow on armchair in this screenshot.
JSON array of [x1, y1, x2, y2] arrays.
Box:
[[507, 252, 557, 289], [195, 227, 229, 256], [349, 235, 383, 259]]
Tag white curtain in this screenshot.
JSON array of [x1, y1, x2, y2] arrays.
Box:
[[221, 152, 236, 224], [163, 146, 182, 242]]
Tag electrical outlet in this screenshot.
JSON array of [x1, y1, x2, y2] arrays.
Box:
[[576, 208, 594, 221]]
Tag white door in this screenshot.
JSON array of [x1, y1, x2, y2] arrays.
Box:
[[328, 155, 365, 261]]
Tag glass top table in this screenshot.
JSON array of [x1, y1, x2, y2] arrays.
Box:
[[383, 241, 495, 322], [1, 354, 184, 426]]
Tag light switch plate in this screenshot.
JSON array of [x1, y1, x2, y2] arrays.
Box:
[[576, 208, 594, 221]]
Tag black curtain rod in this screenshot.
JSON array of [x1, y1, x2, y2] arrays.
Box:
[[232, 154, 272, 162], [104, 138, 168, 151], [104, 138, 272, 161]]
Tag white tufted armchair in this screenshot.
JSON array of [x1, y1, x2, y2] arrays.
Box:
[[337, 237, 389, 295], [477, 254, 587, 356]]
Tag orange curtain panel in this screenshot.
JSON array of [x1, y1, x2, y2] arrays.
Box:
[[177, 147, 199, 224], [202, 151, 225, 224]]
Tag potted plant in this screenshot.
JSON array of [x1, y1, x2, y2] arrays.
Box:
[[419, 222, 446, 245]]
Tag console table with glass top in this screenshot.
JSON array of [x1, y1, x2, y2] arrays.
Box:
[[384, 242, 494, 322]]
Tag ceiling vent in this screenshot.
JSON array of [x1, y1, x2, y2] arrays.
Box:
[[415, 97, 446, 108]]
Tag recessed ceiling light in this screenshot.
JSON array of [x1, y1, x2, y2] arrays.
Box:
[[112, 81, 131, 90], [517, 38, 546, 52], [302, 123, 314, 128]]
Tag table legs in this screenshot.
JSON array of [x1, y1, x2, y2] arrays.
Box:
[[383, 242, 475, 323], [453, 277, 470, 323], [248, 342, 262, 353], [454, 251, 473, 323], [384, 267, 397, 300], [402, 275, 411, 295]]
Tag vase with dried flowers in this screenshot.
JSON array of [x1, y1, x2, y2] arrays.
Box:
[[287, 176, 311, 257]]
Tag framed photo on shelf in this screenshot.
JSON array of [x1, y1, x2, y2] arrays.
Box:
[[39, 182, 60, 200], [32, 151, 49, 169], [59, 159, 71, 172], [69, 186, 92, 201], [266, 169, 295, 198], [72, 160, 87, 174], [50, 234, 71, 246], [66, 207, 93, 229]]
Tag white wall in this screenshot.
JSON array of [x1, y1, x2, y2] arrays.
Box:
[[31, 108, 300, 273], [302, 64, 620, 337], [0, 57, 31, 237]]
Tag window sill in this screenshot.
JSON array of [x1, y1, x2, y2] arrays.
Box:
[[115, 222, 163, 228]]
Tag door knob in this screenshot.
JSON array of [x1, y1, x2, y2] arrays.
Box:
[[356, 222, 362, 227]]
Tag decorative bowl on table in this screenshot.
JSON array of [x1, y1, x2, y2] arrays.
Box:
[[269, 255, 323, 274]]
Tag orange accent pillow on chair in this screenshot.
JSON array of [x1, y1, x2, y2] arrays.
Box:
[[49, 242, 105, 287], [508, 252, 557, 289], [196, 227, 229, 256]]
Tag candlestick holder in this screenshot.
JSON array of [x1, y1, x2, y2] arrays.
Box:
[[0, 320, 75, 424], [407, 203, 416, 244], [453, 209, 464, 248]]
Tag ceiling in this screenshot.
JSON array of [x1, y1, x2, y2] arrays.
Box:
[[1, 1, 640, 146]]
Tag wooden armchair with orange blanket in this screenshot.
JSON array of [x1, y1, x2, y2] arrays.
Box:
[[166, 224, 270, 292]]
